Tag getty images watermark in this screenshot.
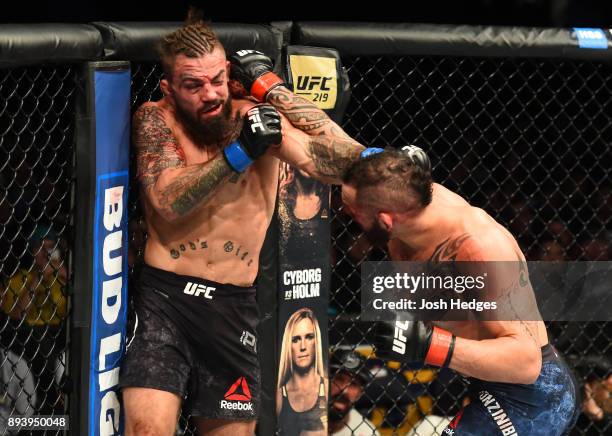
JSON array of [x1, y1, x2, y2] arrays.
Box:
[[361, 261, 612, 322]]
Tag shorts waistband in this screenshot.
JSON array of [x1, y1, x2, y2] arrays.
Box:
[[542, 343, 563, 363], [139, 264, 256, 297]]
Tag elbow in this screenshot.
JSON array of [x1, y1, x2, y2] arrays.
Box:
[[148, 187, 180, 223], [156, 208, 180, 223], [150, 199, 180, 223], [516, 350, 542, 384]]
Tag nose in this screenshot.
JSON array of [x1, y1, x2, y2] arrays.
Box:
[[200, 83, 217, 102], [300, 338, 306, 351]]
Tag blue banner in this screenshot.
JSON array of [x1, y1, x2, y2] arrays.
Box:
[[573, 28, 608, 49], [90, 68, 130, 436]]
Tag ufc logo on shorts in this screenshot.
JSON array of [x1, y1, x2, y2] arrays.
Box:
[[183, 282, 215, 299], [240, 331, 257, 352], [392, 321, 409, 354], [247, 108, 264, 133], [236, 49, 263, 57]]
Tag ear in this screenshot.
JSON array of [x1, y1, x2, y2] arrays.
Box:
[[377, 211, 394, 231], [160, 78, 171, 97]]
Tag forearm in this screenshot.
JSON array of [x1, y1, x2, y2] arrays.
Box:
[[267, 86, 357, 141], [279, 126, 363, 185], [306, 136, 363, 184], [148, 155, 234, 221], [450, 335, 542, 384]]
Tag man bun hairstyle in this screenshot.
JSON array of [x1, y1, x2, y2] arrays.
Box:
[[157, 7, 222, 78]]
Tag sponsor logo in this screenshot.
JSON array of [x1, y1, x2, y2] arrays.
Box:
[[289, 55, 338, 109], [392, 320, 409, 354], [95, 177, 129, 436], [220, 377, 253, 411], [247, 107, 263, 133], [296, 75, 332, 92], [183, 282, 215, 299], [236, 49, 262, 57], [240, 331, 257, 353], [446, 408, 463, 433], [573, 28, 608, 49]]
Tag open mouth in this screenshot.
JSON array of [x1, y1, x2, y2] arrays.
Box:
[[201, 103, 222, 116]]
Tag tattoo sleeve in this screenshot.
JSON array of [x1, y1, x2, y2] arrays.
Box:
[[267, 87, 364, 183], [133, 104, 234, 220], [306, 136, 363, 182], [267, 86, 359, 142]]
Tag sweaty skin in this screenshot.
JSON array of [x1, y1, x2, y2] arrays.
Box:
[[134, 49, 362, 287], [342, 183, 549, 384]]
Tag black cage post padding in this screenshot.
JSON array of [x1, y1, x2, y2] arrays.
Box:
[[293, 22, 612, 60], [0, 24, 103, 68], [92, 22, 284, 65]]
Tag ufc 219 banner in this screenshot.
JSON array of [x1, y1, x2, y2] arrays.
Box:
[[276, 46, 349, 435]]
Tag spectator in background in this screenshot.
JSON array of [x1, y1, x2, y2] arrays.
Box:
[[329, 350, 379, 436], [1, 224, 67, 413], [537, 238, 566, 261]]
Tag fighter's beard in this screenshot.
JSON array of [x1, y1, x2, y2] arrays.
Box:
[[174, 93, 240, 149]]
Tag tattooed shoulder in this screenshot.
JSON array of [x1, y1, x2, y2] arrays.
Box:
[[428, 233, 473, 263], [133, 104, 185, 189]]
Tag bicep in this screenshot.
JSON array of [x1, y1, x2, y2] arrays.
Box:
[[132, 104, 185, 193]]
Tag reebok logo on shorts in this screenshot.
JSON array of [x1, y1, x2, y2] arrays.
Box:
[[220, 376, 253, 411], [183, 282, 215, 299]]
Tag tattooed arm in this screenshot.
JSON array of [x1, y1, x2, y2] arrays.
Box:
[[431, 234, 544, 384], [134, 103, 234, 221], [265, 86, 364, 184], [267, 86, 355, 140]]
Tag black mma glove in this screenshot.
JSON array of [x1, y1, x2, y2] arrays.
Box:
[[401, 144, 431, 172], [373, 320, 455, 367], [223, 104, 282, 172], [229, 50, 286, 102]]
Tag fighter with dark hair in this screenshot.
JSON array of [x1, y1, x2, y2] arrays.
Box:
[[341, 152, 580, 435], [119, 10, 363, 436], [230, 51, 580, 435]]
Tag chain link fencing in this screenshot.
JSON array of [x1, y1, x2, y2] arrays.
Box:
[[0, 65, 76, 435], [130, 53, 611, 435], [330, 55, 612, 435], [0, 23, 608, 436]]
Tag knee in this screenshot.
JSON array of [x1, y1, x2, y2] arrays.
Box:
[[125, 419, 172, 436]]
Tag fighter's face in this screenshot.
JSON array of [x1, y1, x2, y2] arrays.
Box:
[[291, 318, 316, 370], [342, 185, 391, 248], [329, 372, 363, 423], [166, 48, 233, 145]]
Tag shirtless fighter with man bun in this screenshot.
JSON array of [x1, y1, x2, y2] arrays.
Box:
[[230, 50, 581, 435], [119, 12, 364, 436]]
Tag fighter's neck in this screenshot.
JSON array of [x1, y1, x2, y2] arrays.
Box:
[[390, 187, 460, 256]]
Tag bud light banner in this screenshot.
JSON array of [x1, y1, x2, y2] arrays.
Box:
[[89, 64, 130, 436]]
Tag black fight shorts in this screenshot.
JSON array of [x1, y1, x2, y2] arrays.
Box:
[[119, 264, 260, 420]]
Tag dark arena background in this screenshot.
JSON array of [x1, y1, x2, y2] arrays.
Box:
[[0, 1, 611, 435]]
